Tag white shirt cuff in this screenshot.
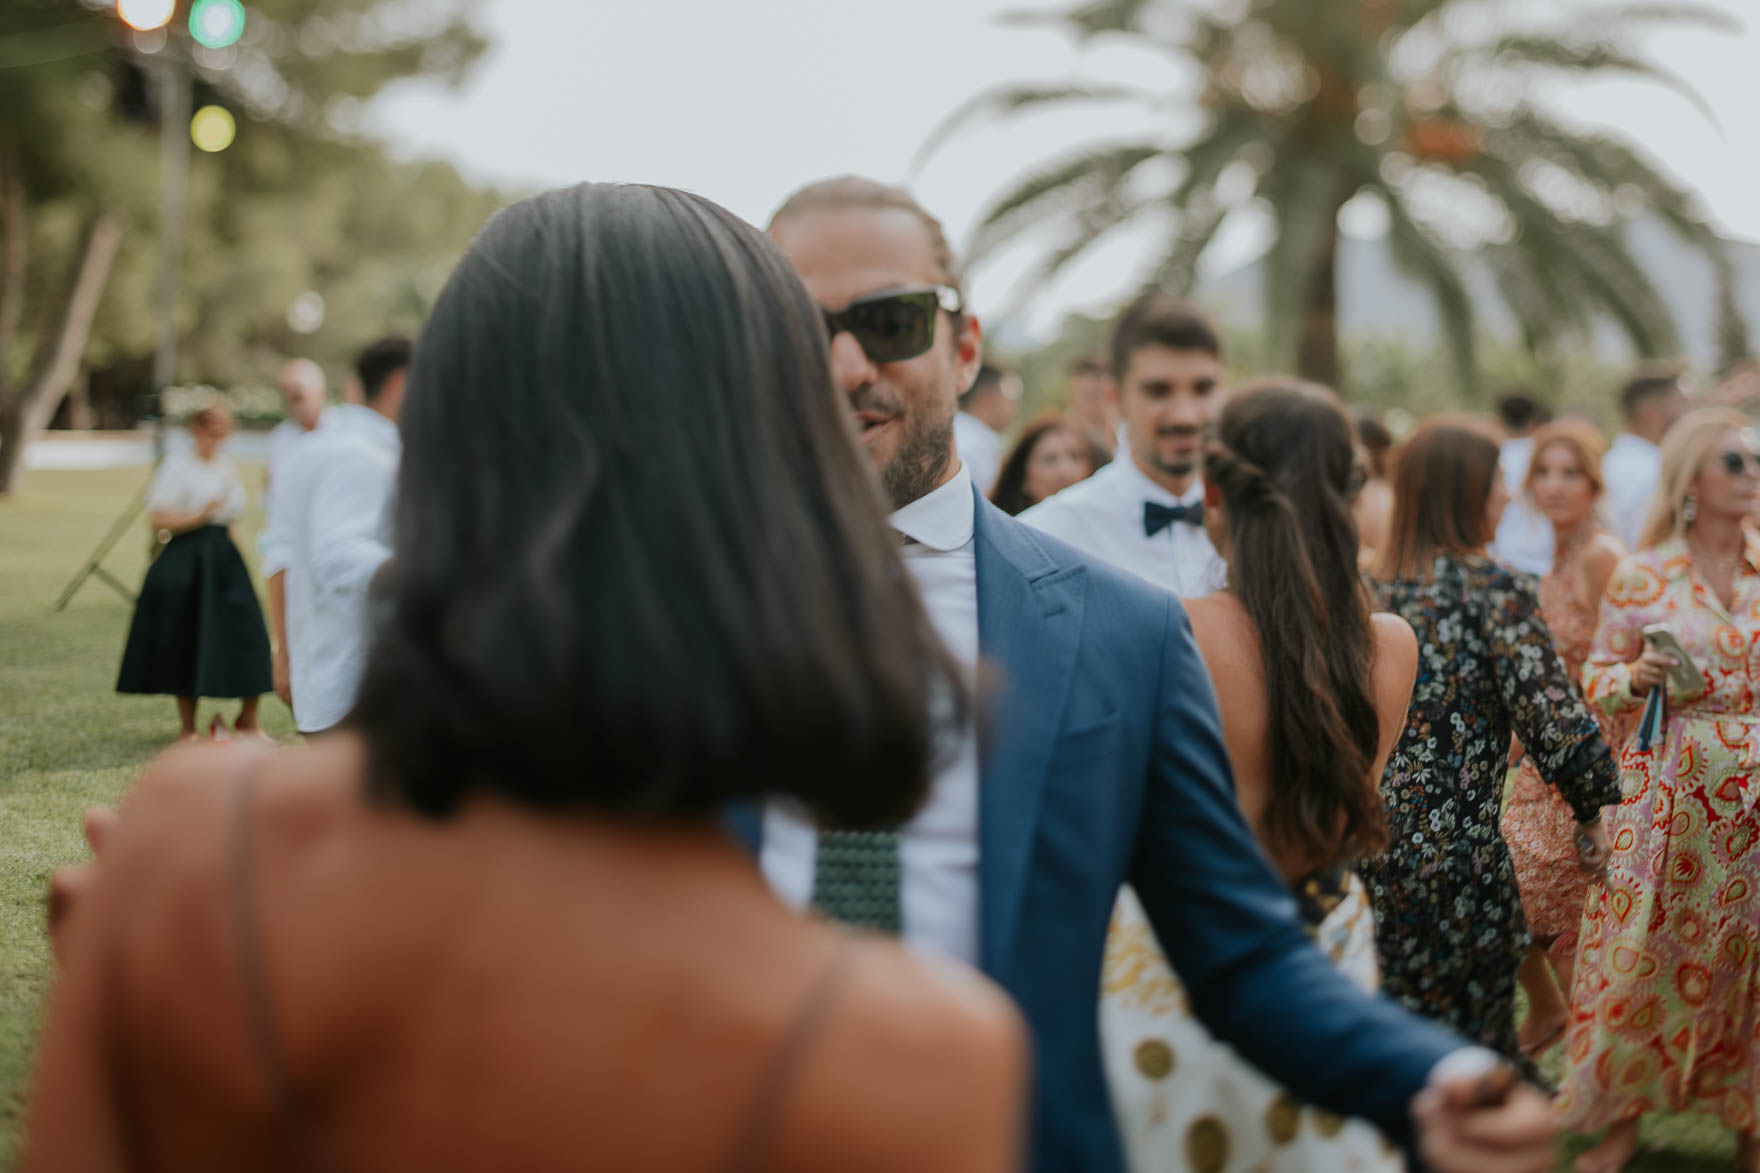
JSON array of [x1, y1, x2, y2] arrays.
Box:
[[1426, 1046, 1504, 1089]]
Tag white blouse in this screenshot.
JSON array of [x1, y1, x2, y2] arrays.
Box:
[[145, 451, 246, 524]]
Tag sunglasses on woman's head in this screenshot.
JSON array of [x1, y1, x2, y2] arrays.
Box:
[[1720, 449, 1760, 476], [822, 286, 963, 364]]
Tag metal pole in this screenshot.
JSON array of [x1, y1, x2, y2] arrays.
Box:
[[150, 49, 189, 464]]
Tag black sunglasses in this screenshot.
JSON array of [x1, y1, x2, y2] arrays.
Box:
[[822, 286, 962, 364], [1720, 449, 1760, 476]]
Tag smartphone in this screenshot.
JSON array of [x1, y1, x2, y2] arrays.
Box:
[[1642, 624, 1701, 696]]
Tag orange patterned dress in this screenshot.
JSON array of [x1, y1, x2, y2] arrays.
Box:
[[1500, 528, 1622, 964], [1557, 538, 1760, 1133]]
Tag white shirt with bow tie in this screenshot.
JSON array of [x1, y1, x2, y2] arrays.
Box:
[[1019, 455, 1225, 597]]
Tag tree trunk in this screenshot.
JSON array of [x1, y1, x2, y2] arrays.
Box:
[[1296, 210, 1342, 391], [61, 372, 93, 430], [0, 212, 124, 496]]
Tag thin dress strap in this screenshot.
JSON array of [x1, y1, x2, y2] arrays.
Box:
[[721, 939, 854, 1173], [227, 752, 338, 1172]]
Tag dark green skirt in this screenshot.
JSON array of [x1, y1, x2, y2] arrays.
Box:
[[116, 525, 272, 699]]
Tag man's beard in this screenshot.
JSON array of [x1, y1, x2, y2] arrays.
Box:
[[879, 409, 956, 512], [1150, 453, 1198, 480]]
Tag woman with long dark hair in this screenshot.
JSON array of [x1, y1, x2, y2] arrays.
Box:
[[1101, 381, 1416, 1172], [1362, 417, 1619, 1068], [26, 184, 1025, 1172], [115, 401, 272, 740], [989, 412, 1092, 515]]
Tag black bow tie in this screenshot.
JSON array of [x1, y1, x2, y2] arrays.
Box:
[[1144, 500, 1204, 537]]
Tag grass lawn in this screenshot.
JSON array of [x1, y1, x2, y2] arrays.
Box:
[[0, 464, 296, 1168], [0, 465, 1738, 1169]]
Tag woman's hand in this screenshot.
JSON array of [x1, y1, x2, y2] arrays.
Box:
[[1575, 818, 1611, 879], [1629, 648, 1676, 693]]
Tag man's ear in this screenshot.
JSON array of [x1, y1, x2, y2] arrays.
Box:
[[953, 313, 983, 396]]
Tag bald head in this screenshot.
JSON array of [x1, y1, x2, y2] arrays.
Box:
[[278, 359, 326, 432]]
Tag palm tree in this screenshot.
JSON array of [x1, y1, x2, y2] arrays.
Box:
[[921, 0, 1751, 393]]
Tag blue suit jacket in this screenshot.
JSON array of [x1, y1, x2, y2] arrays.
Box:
[[733, 490, 1459, 1171]]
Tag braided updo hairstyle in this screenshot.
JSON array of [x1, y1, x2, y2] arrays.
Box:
[[1205, 380, 1387, 871]]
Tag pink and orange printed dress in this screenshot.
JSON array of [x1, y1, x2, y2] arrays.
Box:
[[1557, 538, 1760, 1134], [1500, 528, 1624, 964]]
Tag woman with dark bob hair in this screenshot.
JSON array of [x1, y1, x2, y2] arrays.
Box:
[[24, 184, 1025, 1172]]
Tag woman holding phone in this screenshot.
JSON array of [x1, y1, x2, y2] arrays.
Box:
[[1561, 408, 1760, 1173]]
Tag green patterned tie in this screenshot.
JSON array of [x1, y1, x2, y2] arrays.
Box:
[[811, 830, 902, 933]]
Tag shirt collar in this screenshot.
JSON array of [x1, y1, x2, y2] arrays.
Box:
[[1113, 451, 1203, 507], [1613, 433, 1659, 455], [890, 462, 975, 552], [334, 403, 400, 451]]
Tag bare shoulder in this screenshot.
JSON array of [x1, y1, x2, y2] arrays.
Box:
[[1370, 611, 1419, 667], [1369, 612, 1419, 706], [104, 739, 357, 956], [785, 939, 1026, 1172], [1584, 534, 1627, 576], [1184, 592, 1256, 673], [113, 741, 267, 865]]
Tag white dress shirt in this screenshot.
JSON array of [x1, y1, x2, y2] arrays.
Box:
[[1604, 432, 1662, 549], [954, 412, 1003, 495], [259, 404, 400, 733], [146, 451, 245, 524], [1490, 437, 1554, 576], [1017, 455, 1225, 597], [263, 412, 327, 525], [761, 463, 983, 964]]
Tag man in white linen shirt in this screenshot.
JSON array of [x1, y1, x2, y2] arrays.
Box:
[[1489, 388, 1555, 576], [1604, 366, 1687, 548], [953, 363, 1018, 494], [262, 358, 329, 701], [260, 337, 410, 732], [1019, 295, 1227, 597], [748, 175, 1556, 1173], [265, 359, 328, 499]]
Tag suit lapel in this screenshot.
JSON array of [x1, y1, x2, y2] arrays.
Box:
[[972, 491, 1087, 976]]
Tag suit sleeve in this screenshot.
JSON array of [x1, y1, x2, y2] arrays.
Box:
[[1129, 595, 1460, 1145]]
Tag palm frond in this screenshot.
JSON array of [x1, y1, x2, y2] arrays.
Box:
[[1141, 204, 1229, 295], [993, 193, 1159, 326], [913, 82, 1156, 174], [1472, 155, 1681, 357], [1374, 181, 1479, 395], [1589, 3, 1742, 33], [966, 142, 1164, 266], [996, 0, 1203, 40], [1484, 108, 1749, 363], [1463, 35, 1716, 124]]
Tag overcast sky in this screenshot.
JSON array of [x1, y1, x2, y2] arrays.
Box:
[[367, 0, 1760, 336]]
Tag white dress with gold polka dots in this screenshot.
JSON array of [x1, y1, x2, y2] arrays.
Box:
[[1099, 878, 1405, 1173]]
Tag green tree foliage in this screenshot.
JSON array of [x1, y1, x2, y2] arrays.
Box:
[[924, 0, 1752, 396], [0, 0, 505, 494]]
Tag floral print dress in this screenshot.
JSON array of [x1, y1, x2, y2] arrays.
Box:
[[1501, 525, 1627, 965], [1362, 553, 1619, 1063], [1557, 539, 1760, 1134]]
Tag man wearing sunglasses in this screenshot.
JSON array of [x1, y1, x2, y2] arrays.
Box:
[[735, 175, 1554, 1173]]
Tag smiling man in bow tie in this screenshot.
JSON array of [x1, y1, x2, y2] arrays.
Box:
[[1021, 294, 1227, 597]]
